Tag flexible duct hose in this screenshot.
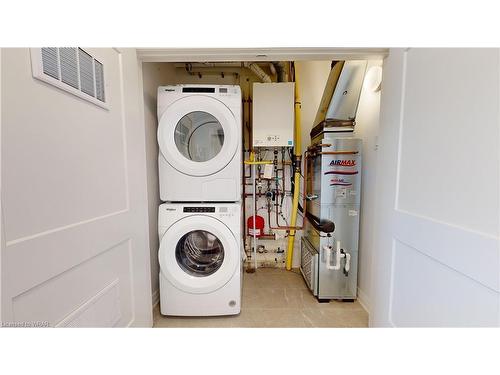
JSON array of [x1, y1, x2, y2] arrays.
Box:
[[244, 62, 272, 83], [286, 63, 302, 270]]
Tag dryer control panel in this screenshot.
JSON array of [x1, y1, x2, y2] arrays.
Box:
[[183, 207, 216, 213]]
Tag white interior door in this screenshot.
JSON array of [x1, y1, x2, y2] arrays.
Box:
[[371, 49, 500, 327], [1, 48, 152, 327]]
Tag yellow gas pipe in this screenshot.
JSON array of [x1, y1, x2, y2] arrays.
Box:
[[244, 150, 273, 165], [286, 64, 302, 271]]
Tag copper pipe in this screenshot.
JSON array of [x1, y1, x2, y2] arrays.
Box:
[[268, 193, 304, 230], [307, 143, 331, 151], [317, 151, 359, 155], [303, 150, 308, 212], [258, 234, 276, 240], [266, 149, 306, 231]]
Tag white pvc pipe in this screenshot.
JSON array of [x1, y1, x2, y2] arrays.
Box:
[[344, 253, 351, 273], [324, 241, 342, 270]]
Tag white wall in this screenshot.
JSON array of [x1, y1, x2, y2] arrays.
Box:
[[141, 62, 176, 305], [1, 48, 152, 326], [353, 61, 383, 312]]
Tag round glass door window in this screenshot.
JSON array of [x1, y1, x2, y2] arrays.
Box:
[[175, 230, 225, 277], [174, 111, 224, 162]]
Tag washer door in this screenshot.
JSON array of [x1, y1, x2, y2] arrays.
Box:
[[158, 95, 238, 177], [159, 216, 238, 294]]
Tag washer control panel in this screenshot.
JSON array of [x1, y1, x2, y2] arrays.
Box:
[[183, 207, 216, 213]]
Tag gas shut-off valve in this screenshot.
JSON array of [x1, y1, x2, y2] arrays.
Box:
[[324, 241, 351, 276]]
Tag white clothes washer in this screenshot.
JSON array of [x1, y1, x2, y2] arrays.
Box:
[[158, 202, 243, 316], [157, 84, 242, 202]]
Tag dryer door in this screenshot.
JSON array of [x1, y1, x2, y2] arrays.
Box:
[[159, 216, 239, 294], [158, 95, 238, 177]]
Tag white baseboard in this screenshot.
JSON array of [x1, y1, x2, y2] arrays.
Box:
[[357, 287, 370, 315], [152, 288, 160, 308]]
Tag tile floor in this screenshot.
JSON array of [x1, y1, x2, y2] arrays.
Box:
[[153, 268, 368, 328]]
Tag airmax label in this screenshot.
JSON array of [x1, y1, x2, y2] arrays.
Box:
[[330, 159, 356, 167]]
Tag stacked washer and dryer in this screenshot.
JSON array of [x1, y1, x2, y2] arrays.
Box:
[[156, 85, 243, 316]]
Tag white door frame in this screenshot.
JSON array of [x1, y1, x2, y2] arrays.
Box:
[[0, 47, 3, 325], [137, 48, 388, 63], [136, 47, 388, 315]]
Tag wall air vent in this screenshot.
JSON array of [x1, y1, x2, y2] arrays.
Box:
[[60, 47, 79, 89], [41, 47, 59, 79], [31, 48, 108, 109], [94, 60, 105, 102], [78, 48, 95, 96]]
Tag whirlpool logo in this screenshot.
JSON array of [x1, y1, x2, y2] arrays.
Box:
[[330, 159, 356, 167]]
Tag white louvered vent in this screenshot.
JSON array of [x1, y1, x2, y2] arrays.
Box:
[[78, 48, 95, 96], [41, 47, 59, 79], [32, 48, 107, 108], [94, 60, 105, 102], [60, 47, 79, 89]]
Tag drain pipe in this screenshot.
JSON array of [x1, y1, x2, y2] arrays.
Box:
[[244, 62, 272, 83], [273, 61, 288, 82]]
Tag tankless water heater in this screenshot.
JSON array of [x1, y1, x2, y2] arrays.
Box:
[[252, 82, 295, 147]]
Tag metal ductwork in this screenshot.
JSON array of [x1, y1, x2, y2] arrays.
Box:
[[312, 60, 367, 135]]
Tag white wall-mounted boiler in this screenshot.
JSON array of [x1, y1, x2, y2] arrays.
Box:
[[252, 82, 295, 147]]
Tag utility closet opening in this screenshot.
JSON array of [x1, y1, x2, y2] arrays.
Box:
[[141, 57, 383, 325]]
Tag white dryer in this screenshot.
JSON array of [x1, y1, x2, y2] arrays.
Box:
[[157, 84, 242, 202], [158, 202, 243, 316]]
